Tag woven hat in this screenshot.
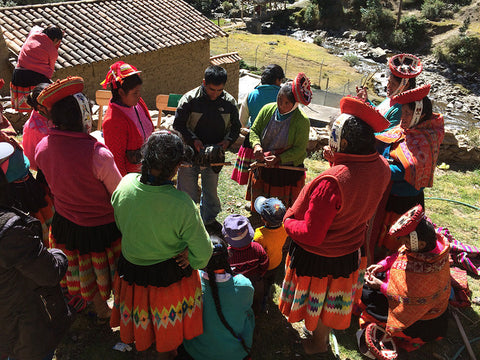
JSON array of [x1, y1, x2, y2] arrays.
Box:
[[222, 214, 254, 248], [339, 96, 390, 132], [391, 84, 431, 105], [292, 73, 312, 105], [254, 196, 286, 227], [0, 142, 14, 162], [101, 61, 141, 89], [388, 204, 424, 238], [364, 323, 398, 360], [37, 77, 84, 109], [388, 53, 422, 79]]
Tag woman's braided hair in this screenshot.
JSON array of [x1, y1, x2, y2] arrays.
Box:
[[140, 130, 193, 185], [206, 235, 251, 356]]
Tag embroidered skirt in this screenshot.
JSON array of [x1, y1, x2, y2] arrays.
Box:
[[110, 255, 203, 352], [50, 212, 121, 301], [246, 166, 305, 211], [279, 243, 360, 331]]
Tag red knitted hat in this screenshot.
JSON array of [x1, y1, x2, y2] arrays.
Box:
[[292, 73, 312, 105], [339, 96, 390, 132], [388, 53, 422, 79], [388, 204, 424, 237], [37, 76, 84, 109], [391, 84, 431, 105]]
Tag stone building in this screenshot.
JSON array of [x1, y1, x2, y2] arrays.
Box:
[[0, 0, 240, 108]]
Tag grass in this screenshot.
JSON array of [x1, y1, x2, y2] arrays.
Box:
[[211, 31, 364, 92], [55, 151, 480, 359]]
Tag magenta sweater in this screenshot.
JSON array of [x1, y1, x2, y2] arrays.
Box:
[[17, 26, 58, 79], [35, 129, 119, 226]]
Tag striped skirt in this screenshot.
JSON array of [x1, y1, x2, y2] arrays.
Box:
[[110, 271, 203, 352], [279, 243, 361, 331]]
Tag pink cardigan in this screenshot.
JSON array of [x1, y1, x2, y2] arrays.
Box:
[[17, 26, 59, 79]]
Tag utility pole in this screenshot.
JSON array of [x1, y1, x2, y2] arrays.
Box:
[[396, 0, 403, 29]]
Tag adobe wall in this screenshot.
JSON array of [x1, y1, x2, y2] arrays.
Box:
[[53, 40, 213, 108], [0, 37, 12, 96], [221, 61, 239, 101]]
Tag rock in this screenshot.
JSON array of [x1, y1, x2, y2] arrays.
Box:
[[354, 31, 367, 41], [268, 41, 278, 46], [3, 108, 29, 134], [366, 47, 387, 63], [342, 31, 351, 38]]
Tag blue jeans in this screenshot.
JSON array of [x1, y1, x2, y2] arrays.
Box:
[[177, 165, 221, 224]]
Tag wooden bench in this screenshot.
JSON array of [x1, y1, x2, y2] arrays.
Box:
[[95, 90, 112, 130], [156, 94, 182, 115]]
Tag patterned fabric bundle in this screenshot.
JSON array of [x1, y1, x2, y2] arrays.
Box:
[[376, 113, 445, 190], [385, 234, 450, 334], [10, 83, 35, 112]]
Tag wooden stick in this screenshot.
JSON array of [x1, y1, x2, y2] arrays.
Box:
[[180, 162, 232, 167], [249, 161, 307, 172], [451, 306, 477, 360]]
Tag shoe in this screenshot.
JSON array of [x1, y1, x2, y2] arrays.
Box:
[[204, 220, 222, 235]]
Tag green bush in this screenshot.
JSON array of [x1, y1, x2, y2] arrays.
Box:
[[435, 35, 480, 72], [421, 0, 449, 20], [221, 0, 233, 14], [390, 15, 428, 51], [360, 0, 395, 47], [292, 4, 319, 30], [342, 53, 360, 66], [313, 35, 324, 46]]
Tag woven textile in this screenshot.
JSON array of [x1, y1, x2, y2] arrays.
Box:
[[385, 234, 450, 333], [50, 235, 120, 301], [110, 271, 203, 352], [231, 145, 254, 185], [9, 83, 34, 112], [279, 254, 360, 330], [376, 113, 444, 190]]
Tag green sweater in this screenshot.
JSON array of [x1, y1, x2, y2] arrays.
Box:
[[111, 174, 212, 268], [249, 103, 310, 166]]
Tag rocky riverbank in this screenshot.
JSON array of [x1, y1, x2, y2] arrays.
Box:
[[290, 29, 480, 130]]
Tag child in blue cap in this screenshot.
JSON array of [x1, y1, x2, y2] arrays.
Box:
[[253, 196, 288, 310]]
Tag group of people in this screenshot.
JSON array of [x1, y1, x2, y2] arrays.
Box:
[[0, 23, 450, 360]]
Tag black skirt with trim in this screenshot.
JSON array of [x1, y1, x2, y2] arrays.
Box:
[[117, 253, 193, 288], [288, 241, 360, 279], [51, 212, 121, 255], [254, 165, 305, 187]]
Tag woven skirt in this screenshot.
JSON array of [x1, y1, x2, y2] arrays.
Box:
[[50, 212, 121, 301], [110, 255, 203, 352], [246, 166, 305, 211], [279, 243, 361, 331]]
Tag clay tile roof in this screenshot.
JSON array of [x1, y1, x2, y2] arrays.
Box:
[[0, 0, 226, 69], [210, 52, 242, 66]]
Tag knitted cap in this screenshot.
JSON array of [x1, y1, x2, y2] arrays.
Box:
[[388, 204, 424, 238], [254, 196, 286, 227], [388, 53, 422, 79], [339, 96, 390, 132], [37, 76, 84, 109], [222, 214, 254, 248]]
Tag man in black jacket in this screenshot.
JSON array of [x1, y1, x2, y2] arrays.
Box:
[[174, 66, 240, 234]]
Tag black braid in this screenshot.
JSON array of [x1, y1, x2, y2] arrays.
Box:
[[206, 267, 251, 356], [206, 237, 251, 356]]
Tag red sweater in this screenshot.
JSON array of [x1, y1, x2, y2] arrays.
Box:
[[35, 130, 116, 226], [103, 98, 153, 176], [17, 26, 58, 79], [284, 152, 390, 257]]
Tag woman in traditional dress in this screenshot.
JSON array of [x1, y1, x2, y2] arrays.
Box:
[[102, 61, 154, 176], [231, 64, 284, 185], [374, 84, 444, 252], [35, 77, 122, 318], [278, 97, 391, 355], [246, 73, 312, 211], [110, 131, 212, 359], [10, 25, 62, 112], [358, 205, 450, 354], [357, 53, 422, 131]]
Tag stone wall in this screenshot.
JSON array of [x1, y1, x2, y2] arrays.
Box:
[[222, 61, 240, 100], [0, 37, 12, 96], [54, 40, 212, 109]]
